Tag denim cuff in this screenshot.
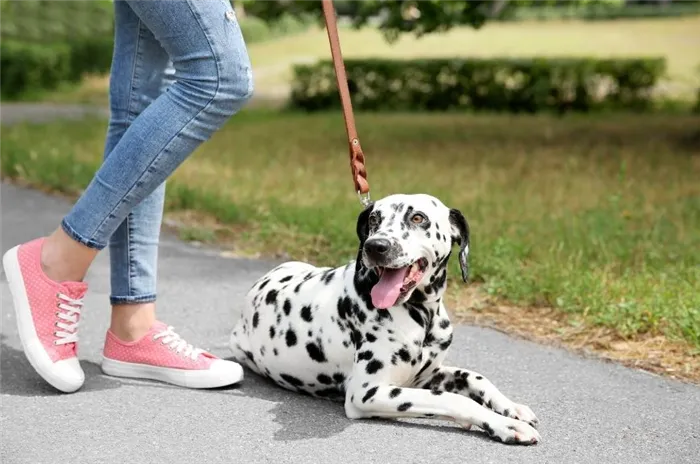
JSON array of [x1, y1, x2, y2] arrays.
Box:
[[61, 219, 106, 250], [110, 294, 157, 305]]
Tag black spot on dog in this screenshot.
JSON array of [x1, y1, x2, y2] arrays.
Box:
[[455, 374, 469, 391], [436, 232, 442, 240], [273, 348, 279, 356], [439, 333, 453, 351], [306, 341, 327, 363], [431, 389, 443, 395], [351, 328, 364, 349], [258, 279, 270, 290], [281, 374, 304, 387], [337, 296, 353, 320], [481, 422, 495, 437], [279, 275, 293, 283], [244, 350, 255, 363], [439, 319, 450, 330], [444, 381, 455, 392], [395, 347, 411, 363], [402, 232, 409, 239], [476, 375, 483, 380], [366, 359, 384, 374], [283, 299, 292, 316], [333, 373, 346, 384], [265, 289, 278, 304], [285, 329, 298, 347], [408, 307, 425, 328], [397, 402, 413, 412], [317, 374, 333, 385], [315, 387, 344, 401], [252, 312, 259, 328], [417, 360, 433, 377], [470, 393, 484, 405], [357, 350, 373, 361], [365, 332, 377, 343], [389, 388, 402, 398], [362, 386, 379, 403], [293, 282, 303, 293], [322, 270, 335, 285], [269, 326, 276, 338], [300, 305, 313, 322]]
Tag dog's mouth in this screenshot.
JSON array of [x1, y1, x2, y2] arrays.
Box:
[[370, 258, 428, 309]]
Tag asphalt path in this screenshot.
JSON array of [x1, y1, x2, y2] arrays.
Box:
[[1, 105, 699, 464]]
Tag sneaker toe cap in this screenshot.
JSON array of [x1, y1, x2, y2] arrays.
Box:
[[209, 359, 244, 385], [52, 358, 85, 392]]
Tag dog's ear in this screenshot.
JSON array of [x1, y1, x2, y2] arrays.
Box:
[[449, 208, 470, 283], [356, 202, 375, 246]]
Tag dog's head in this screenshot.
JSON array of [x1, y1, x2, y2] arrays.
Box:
[[355, 194, 470, 309]]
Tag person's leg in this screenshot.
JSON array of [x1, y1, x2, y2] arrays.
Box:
[[3, 0, 253, 392], [102, 0, 173, 343]]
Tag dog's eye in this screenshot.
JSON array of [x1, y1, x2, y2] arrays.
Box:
[[368, 215, 378, 227], [411, 213, 426, 224]]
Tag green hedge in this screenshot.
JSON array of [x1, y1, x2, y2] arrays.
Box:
[[291, 58, 667, 113], [1, 38, 113, 99]]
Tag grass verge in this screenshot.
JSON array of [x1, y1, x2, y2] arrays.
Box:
[[2, 109, 699, 383]]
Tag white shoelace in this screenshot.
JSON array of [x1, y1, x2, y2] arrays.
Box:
[[153, 326, 204, 361], [54, 293, 83, 345]]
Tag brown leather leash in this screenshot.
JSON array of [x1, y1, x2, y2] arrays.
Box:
[[321, 0, 371, 207]]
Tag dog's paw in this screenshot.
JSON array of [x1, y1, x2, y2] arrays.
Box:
[[481, 418, 541, 446], [511, 403, 539, 428], [495, 402, 540, 429]]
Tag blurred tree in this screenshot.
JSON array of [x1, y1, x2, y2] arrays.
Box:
[[240, 0, 626, 42]]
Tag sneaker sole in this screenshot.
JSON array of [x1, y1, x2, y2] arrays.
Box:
[[2, 245, 84, 393], [101, 357, 244, 389]]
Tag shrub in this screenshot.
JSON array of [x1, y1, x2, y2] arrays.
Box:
[[291, 57, 667, 113], [67, 36, 114, 81], [0, 41, 73, 99], [0, 37, 114, 99]]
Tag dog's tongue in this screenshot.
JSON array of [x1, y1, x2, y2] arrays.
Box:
[[371, 267, 407, 309]]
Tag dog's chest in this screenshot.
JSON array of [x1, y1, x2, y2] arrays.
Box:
[[367, 304, 453, 385]]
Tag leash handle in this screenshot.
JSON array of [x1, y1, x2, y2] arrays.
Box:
[[321, 0, 371, 206]]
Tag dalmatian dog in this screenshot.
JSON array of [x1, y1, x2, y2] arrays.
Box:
[[229, 194, 540, 445]]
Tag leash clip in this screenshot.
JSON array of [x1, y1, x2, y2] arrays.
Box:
[[357, 190, 371, 208]]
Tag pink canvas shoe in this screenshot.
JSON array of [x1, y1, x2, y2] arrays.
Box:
[[101, 322, 244, 388], [2, 238, 87, 393]]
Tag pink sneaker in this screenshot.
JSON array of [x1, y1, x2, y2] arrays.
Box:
[[2, 238, 87, 393], [101, 322, 244, 388]]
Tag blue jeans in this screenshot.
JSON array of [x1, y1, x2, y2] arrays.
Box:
[[60, 0, 253, 304]]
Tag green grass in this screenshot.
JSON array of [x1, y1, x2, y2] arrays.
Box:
[[2, 110, 699, 349]]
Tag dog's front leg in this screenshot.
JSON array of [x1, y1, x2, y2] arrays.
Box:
[[418, 366, 539, 428], [344, 382, 540, 445]]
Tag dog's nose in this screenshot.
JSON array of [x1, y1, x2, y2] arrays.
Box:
[[364, 238, 392, 257]]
